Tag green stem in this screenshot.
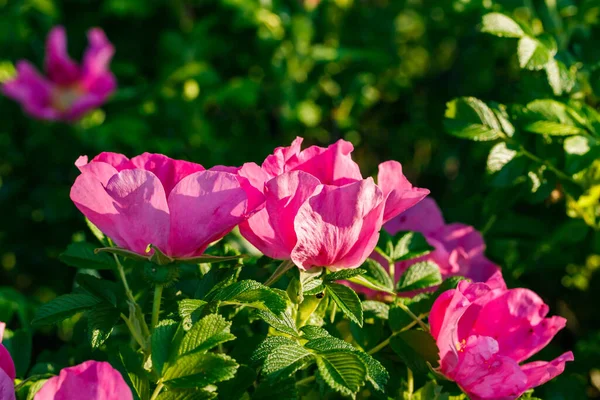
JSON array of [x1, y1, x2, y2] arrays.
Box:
[[397, 302, 429, 331], [151, 285, 164, 331], [407, 368, 414, 396], [120, 313, 146, 349], [113, 253, 150, 340], [367, 336, 391, 355], [150, 381, 164, 400], [518, 145, 582, 187], [265, 260, 295, 286], [295, 375, 316, 387]]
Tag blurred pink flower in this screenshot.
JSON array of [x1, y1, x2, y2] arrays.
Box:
[[429, 274, 573, 400], [239, 137, 428, 270], [0, 323, 15, 400], [354, 198, 500, 298], [2, 26, 116, 122], [70, 152, 263, 258], [34, 360, 132, 400]]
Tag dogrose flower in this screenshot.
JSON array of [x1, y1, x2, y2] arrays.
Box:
[[238, 137, 429, 270], [355, 198, 501, 298], [2, 26, 116, 121], [0, 323, 16, 400], [34, 360, 132, 400], [429, 273, 574, 400], [70, 152, 264, 258]]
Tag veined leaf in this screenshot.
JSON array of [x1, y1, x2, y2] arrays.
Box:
[[252, 309, 299, 337], [444, 97, 505, 141], [521, 99, 584, 136], [156, 389, 217, 400], [60, 242, 116, 270], [378, 231, 434, 262], [326, 283, 364, 327], [87, 303, 120, 349], [163, 352, 238, 389], [300, 325, 330, 340], [213, 280, 287, 314], [324, 268, 366, 282], [316, 351, 367, 397], [178, 314, 235, 356], [349, 259, 394, 293], [152, 319, 179, 376], [251, 336, 299, 365], [396, 261, 442, 292], [76, 274, 118, 306], [32, 294, 102, 326], [263, 344, 314, 381], [487, 142, 519, 174]]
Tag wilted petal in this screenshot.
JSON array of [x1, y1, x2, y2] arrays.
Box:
[[45, 26, 80, 85], [2, 61, 58, 120], [0, 368, 14, 400], [291, 178, 384, 270], [377, 161, 429, 223], [240, 171, 320, 260], [384, 197, 445, 236], [521, 351, 574, 390], [167, 171, 248, 257], [34, 360, 132, 400], [471, 289, 567, 363], [129, 153, 205, 196]]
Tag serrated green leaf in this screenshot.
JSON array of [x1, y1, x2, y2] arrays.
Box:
[[390, 330, 440, 375], [522, 99, 584, 136], [253, 309, 299, 337], [324, 268, 366, 282], [326, 283, 363, 327], [396, 261, 442, 292], [517, 36, 552, 70], [59, 242, 116, 270], [213, 280, 287, 314], [157, 389, 217, 400], [379, 231, 434, 262], [300, 325, 330, 340], [349, 259, 394, 293], [524, 121, 583, 136], [480, 13, 524, 38], [356, 353, 388, 392], [116, 345, 151, 400], [412, 381, 450, 400], [487, 142, 519, 174], [32, 294, 102, 326], [177, 299, 207, 327], [196, 264, 241, 301], [303, 278, 325, 295], [316, 351, 367, 396], [76, 274, 118, 306], [263, 344, 314, 380], [251, 336, 299, 365], [178, 314, 235, 356], [163, 352, 238, 389], [362, 300, 389, 320], [87, 303, 120, 349], [444, 97, 505, 141], [152, 319, 179, 376]]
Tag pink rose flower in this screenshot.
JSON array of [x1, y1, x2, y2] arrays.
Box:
[[354, 198, 500, 298], [239, 137, 429, 270], [429, 274, 573, 400], [34, 360, 132, 400], [70, 152, 263, 258], [2, 26, 116, 121], [0, 323, 15, 400]]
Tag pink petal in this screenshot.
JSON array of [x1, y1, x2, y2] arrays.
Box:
[[261, 137, 304, 177], [377, 161, 430, 223], [75, 161, 118, 187], [63, 93, 107, 121], [291, 178, 385, 270], [470, 289, 566, 363], [0, 344, 15, 380], [44, 26, 80, 85], [34, 360, 132, 400], [129, 153, 205, 196], [240, 171, 321, 260], [71, 169, 170, 255], [290, 139, 363, 186], [238, 162, 272, 195], [2, 61, 59, 120], [90, 152, 132, 171], [167, 170, 248, 257], [520, 351, 574, 390], [80, 28, 115, 94], [0, 368, 15, 400], [452, 336, 527, 400], [384, 197, 445, 236], [214, 164, 266, 214]]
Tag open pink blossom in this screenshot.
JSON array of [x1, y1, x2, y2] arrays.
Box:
[[352, 198, 500, 298], [239, 137, 429, 224], [34, 360, 132, 400], [70, 152, 263, 258], [429, 273, 573, 400], [2, 26, 116, 121], [0, 323, 15, 400], [239, 138, 428, 270]]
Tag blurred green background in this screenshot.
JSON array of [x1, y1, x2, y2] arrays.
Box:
[[0, 0, 599, 398]]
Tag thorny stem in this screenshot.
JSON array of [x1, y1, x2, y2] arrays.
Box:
[[149, 381, 164, 400], [151, 285, 164, 331]]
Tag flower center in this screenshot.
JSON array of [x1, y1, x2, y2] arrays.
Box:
[[51, 85, 85, 112]]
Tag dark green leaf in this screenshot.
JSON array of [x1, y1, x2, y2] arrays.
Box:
[[76, 274, 118, 306], [521, 100, 584, 136], [178, 314, 235, 355], [396, 261, 442, 292], [324, 268, 366, 282], [379, 231, 434, 262], [251, 336, 299, 365], [300, 325, 330, 340], [213, 280, 287, 314], [152, 319, 179, 376], [175, 254, 247, 264], [262, 344, 314, 381], [326, 283, 364, 327], [316, 351, 367, 396], [163, 352, 238, 389], [32, 294, 102, 326], [390, 330, 440, 375], [87, 303, 120, 349], [444, 97, 506, 141], [157, 389, 217, 400], [59, 242, 116, 270], [3, 329, 31, 377], [252, 309, 299, 337], [253, 377, 298, 400]]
